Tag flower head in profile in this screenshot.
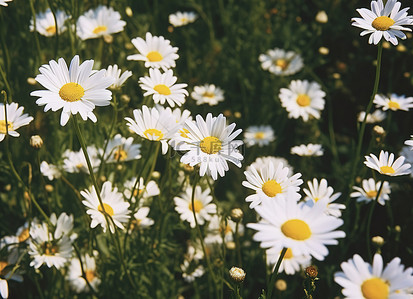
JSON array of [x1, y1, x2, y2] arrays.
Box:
[[76, 5, 126, 40], [62, 146, 101, 174], [81, 181, 130, 233], [335, 254, 413, 298], [127, 32, 179, 71], [174, 113, 243, 180], [364, 150, 411, 176], [123, 177, 160, 204], [132, 207, 154, 229], [351, 0, 413, 45], [358, 110, 386, 123], [139, 68, 188, 107], [169, 11, 197, 27], [67, 253, 100, 293], [259, 48, 304, 76], [244, 125, 275, 147], [104, 134, 141, 163], [104, 65, 132, 89], [30, 9, 70, 37], [279, 80, 326, 121], [247, 156, 293, 174], [351, 178, 391, 205], [374, 94, 413, 111], [30, 55, 114, 126], [0, 102, 33, 142], [191, 84, 225, 106], [291, 144, 324, 156]]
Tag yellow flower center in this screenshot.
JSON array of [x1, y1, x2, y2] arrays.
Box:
[[188, 200, 203, 213], [18, 228, 30, 243], [372, 16, 395, 31], [388, 100, 400, 110], [366, 190, 378, 198], [0, 120, 13, 134], [93, 25, 108, 34], [314, 197, 320, 202], [361, 277, 389, 299], [181, 17, 188, 23], [132, 188, 144, 197], [203, 92, 215, 98], [276, 59, 288, 70], [76, 163, 84, 169], [113, 148, 128, 161], [43, 242, 58, 256], [380, 166, 395, 174], [154, 84, 171, 95], [180, 128, 190, 138], [59, 82, 85, 102], [45, 25, 56, 35], [146, 51, 163, 62], [200, 136, 222, 154], [0, 261, 8, 275], [255, 132, 265, 139], [283, 248, 293, 259], [281, 219, 312, 240], [85, 270, 96, 282], [262, 180, 282, 197], [296, 94, 311, 107], [98, 203, 114, 216], [143, 128, 164, 141]]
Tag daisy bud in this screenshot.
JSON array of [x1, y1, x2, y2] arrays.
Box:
[[373, 125, 385, 136], [229, 267, 246, 283], [121, 94, 130, 103], [4, 184, 11, 191], [318, 47, 329, 55], [230, 208, 243, 222], [397, 44, 407, 52], [315, 11, 328, 23], [103, 34, 113, 44], [275, 279, 287, 291], [226, 241, 236, 250], [372, 236, 384, 248], [24, 191, 30, 201], [27, 77, 37, 85], [30, 135, 43, 149], [152, 171, 161, 179], [305, 265, 318, 279], [45, 184, 54, 192], [395, 225, 401, 232], [234, 112, 242, 118], [125, 7, 133, 17], [382, 41, 391, 49]]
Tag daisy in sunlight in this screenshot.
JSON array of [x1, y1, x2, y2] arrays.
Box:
[[191, 84, 225, 106], [259, 48, 303, 76], [364, 150, 411, 176], [351, 178, 391, 206], [374, 94, 413, 111], [291, 143, 324, 156], [243, 125, 275, 147], [169, 11, 197, 27], [30, 9, 70, 37], [0, 102, 33, 142]]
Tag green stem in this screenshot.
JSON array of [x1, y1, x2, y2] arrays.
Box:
[[366, 180, 384, 262], [266, 247, 287, 299], [0, 64, 12, 102], [29, 0, 42, 64], [73, 244, 97, 295], [46, 0, 59, 58]]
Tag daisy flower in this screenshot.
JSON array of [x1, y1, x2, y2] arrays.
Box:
[[127, 32, 179, 71], [405, 135, 413, 149], [76, 5, 126, 40], [174, 185, 217, 228], [259, 48, 304, 76], [191, 84, 225, 106], [67, 253, 100, 293], [104, 134, 141, 163], [243, 125, 275, 147], [279, 80, 326, 121], [169, 11, 197, 27], [104, 65, 132, 89], [125, 105, 180, 154], [181, 260, 205, 282], [30, 55, 114, 126], [247, 194, 345, 261], [266, 247, 311, 275], [123, 177, 160, 204], [40, 161, 61, 180], [30, 9, 70, 37], [139, 68, 188, 107], [247, 156, 293, 174], [364, 150, 411, 176], [204, 215, 244, 244], [291, 144, 324, 156], [303, 178, 345, 218], [351, 178, 391, 205], [0, 0, 12, 6], [242, 162, 302, 209], [132, 207, 154, 229], [335, 254, 413, 298], [400, 146, 413, 177], [81, 181, 130, 233], [358, 110, 386, 123], [351, 0, 413, 45], [374, 94, 413, 111], [62, 146, 101, 174], [0, 102, 33, 142], [174, 113, 244, 180]]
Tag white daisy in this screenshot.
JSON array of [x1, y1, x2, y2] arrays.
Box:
[[30, 9, 70, 37], [0, 0, 12, 7], [204, 215, 244, 245], [291, 144, 324, 156], [40, 161, 61, 180], [104, 134, 141, 163], [104, 65, 132, 89], [30, 55, 114, 126], [259, 48, 304, 76], [243, 125, 275, 147], [0, 102, 33, 142], [358, 110, 386, 123], [132, 207, 154, 229], [125, 105, 180, 154], [247, 156, 293, 174], [374, 94, 413, 111], [76, 5, 126, 40], [81, 181, 131, 233], [123, 177, 160, 204], [181, 260, 205, 282], [174, 113, 244, 180], [191, 84, 225, 106], [62, 146, 101, 174], [139, 68, 188, 107], [364, 150, 411, 176], [247, 194, 345, 261], [279, 80, 326, 121], [169, 11, 198, 27], [242, 162, 302, 209], [405, 135, 413, 150], [351, 0, 413, 45], [351, 178, 391, 206], [266, 247, 311, 275], [155, 105, 192, 141], [174, 185, 217, 228], [400, 146, 413, 177], [67, 253, 100, 293], [127, 32, 179, 71], [335, 253, 413, 298], [302, 178, 345, 218]]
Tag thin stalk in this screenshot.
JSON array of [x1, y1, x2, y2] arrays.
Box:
[[46, 0, 59, 58], [366, 180, 384, 262], [235, 222, 242, 267], [0, 63, 12, 102], [29, 0, 42, 64], [73, 244, 97, 295], [266, 247, 287, 299]]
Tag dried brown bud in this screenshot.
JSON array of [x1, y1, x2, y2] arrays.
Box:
[[305, 265, 318, 279]]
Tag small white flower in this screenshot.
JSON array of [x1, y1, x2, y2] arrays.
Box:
[[364, 150, 411, 176], [204, 215, 244, 245], [351, 178, 391, 205], [291, 144, 324, 156], [358, 110, 386, 123], [169, 11, 197, 27], [405, 135, 413, 150], [0, 102, 33, 142], [62, 146, 101, 174], [123, 177, 160, 204], [67, 253, 100, 293], [104, 65, 132, 89], [259, 48, 304, 76], [374, 94, 413, 111], [191, 84, 225, 106], [247, 156, 293, 174], [243, 125, 275, 147], [181, 260, 205, 282], [30, 9, 69, 37], [40, 161, 61, 180], [104, 134, 141, 163], [133, 207, 154, 228]]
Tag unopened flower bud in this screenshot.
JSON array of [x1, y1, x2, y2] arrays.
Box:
[[234, 112, 242, 118], [372, 235, 384, 247], [305, 265, 318, 278], [30, 135, 43, 149], [319, 47, 329, 55], [229, 266, 246, 282], [226, 241, 236, 250], [27, 77, 37, 85], [103, 34, 113, 44], [120, 94, 130, 103], [275, 279, 287, 291], [315, 11, 328, 23], [395, 225, 401, 232], [125, 7, 133, 17], [4, 184, 11, 191], [152, 171, 161, 179], [230, 208, 243, 222], [373, 125, 385, 136], [45, 184, 54, 192]]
